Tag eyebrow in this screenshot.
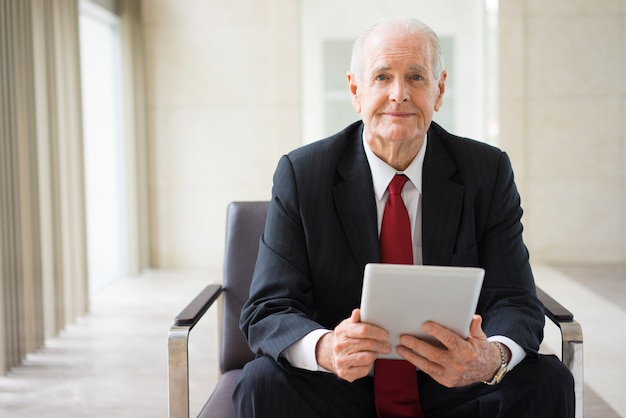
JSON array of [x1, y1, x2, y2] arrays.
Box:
[[408, 64, 428, 73]]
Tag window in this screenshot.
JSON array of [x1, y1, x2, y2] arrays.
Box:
[[79, 0, 127, 293]]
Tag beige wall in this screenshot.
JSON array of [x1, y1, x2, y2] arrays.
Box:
[[142, 0, 301, 269], [499, 0, 626, 264], [143, 0, 626, 270]]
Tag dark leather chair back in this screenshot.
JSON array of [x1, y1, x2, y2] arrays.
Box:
[[220, 201, 269, 373]]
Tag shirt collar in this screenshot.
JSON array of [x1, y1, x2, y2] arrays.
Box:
[[363, 133, 427, 201]]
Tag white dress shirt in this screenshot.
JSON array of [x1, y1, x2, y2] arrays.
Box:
[[282, 134, 525, 372]]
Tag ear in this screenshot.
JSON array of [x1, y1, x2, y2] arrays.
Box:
[[347, 72, 362, 113], [434, 70, 447, 112]]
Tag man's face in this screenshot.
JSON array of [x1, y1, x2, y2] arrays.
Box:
[[348, 28, 446, 150]]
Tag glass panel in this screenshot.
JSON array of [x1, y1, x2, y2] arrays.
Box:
[[323, 40, 353, 135], [79, 1, 127, 293]]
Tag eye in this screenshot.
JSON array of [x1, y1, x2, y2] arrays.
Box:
[[375, 74, 389, 81], [410, 74, 424, 81]]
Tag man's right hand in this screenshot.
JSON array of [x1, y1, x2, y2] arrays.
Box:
[[315, 308, 392, 382]]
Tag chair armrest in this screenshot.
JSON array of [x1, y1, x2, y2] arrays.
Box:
[[169, 283, 223, 418], [174, 283, 223, 327], [536, 286, 583, 418], [536, 286, 573, 323]]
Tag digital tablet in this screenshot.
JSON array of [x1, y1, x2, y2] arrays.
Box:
[[360, 263, 485, 359]]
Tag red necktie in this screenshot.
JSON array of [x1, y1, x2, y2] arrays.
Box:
[[374, 174, 424, 418]]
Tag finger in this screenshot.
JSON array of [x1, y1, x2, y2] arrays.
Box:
[[334, 340, 387, 381], [335, 363, 374, 382], [399, 334, 449, 367], [335, 333, 392, 357], [421, 321, 460, 351], [349, 313, 390, 344], [396, 344, 445, 377], [334, 320, 392, 357], [343, 350, 380, 369]]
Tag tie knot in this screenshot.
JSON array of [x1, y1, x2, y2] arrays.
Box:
[[388, 174, 408, 195]]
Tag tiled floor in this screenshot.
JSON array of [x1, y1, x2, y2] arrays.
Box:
[[0, 265, 624, 417], [535, 264, 625, 418]]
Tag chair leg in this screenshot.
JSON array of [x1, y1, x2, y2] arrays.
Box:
[[168, 325, 191, 418], [560, 320, 584, 418]]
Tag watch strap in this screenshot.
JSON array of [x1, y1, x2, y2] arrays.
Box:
[[482, 341, 508, 385]]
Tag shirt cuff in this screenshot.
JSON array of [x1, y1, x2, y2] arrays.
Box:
[[488, 335, 526, 370], [281, 329, 332, 372]]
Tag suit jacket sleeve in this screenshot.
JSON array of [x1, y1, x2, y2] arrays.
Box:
[[422, 124, 544, 356], [239, 124, 377, 361], [239, 154, 323, 361], [474, 151, 545, 355]]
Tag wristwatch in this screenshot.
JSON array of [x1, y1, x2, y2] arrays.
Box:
[[482, 342, 509, 385]]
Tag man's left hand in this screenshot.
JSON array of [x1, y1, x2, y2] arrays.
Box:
[[396, 315, 505, 388]]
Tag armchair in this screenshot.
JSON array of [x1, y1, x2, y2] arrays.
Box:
[[167, 201, 583, 418]]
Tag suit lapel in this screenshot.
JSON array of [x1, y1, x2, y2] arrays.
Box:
[[422, 125, 464, 265], [333, 127, 379, 269], [330, 122, 465, 268]]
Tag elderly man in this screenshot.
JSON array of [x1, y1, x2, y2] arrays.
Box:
[[233, 18, 574, 418]]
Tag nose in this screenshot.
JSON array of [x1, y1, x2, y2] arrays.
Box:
[[389, 79, 409, 102]]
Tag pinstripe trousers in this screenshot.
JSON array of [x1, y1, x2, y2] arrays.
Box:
[[233, 354, 574, 418]]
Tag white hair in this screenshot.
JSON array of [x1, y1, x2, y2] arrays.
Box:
[[350, 17, 445, 81]]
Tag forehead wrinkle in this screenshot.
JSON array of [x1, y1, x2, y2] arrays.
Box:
[[369, 63, 429, 74]]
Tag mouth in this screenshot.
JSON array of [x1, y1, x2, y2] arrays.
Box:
[[383, 112, 415, 118]]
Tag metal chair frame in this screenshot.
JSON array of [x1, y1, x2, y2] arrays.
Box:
[[168, 202, 584, 418]]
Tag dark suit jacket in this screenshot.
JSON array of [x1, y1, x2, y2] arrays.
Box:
[[240, 120, 544, 364]]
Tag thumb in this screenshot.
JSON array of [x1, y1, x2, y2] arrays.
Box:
[[469, 314, 487, 339], [349, 308, 361, 323]]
